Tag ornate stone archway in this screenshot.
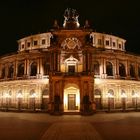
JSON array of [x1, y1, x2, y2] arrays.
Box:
[[64, 84, 80, 111]]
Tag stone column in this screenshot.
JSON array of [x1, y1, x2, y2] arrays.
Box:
[[40, 58, 43, 76], [83, 53, 86, 71], [115, 59, 119, 78], [87, 53, 90, 71], [37, 58, 40, 75], [26, 59, 30, 76], [14, 60, 18, 79], [24, 59, 27, 75], [53, 53, 56, 71], [100, 58, 104, 78], [50, 53, 53, 71], [126, 60, 130, 79], [57, 53, 60, 72]]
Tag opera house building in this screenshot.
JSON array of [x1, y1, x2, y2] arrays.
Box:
[[0, 9, 139, 114]]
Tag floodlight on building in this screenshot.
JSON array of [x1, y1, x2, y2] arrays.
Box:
[[16, 93, 23, 111], [121, 92, 127, 111], [106, 92, 114, 112], [132, 93, 139, 111]]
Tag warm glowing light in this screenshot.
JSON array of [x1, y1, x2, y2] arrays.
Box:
[[106, 92, 114, 98], [16, 93, 23, 98], [121, 93, 127, 98], [94, 78, 102, 85], [30, 93, 38, 98], [4, 93, 11, 98], [64, 86, 80, 111], [76, 92, 80, 108], [64, 93, 68, 110], [132, 93, 139, 98]]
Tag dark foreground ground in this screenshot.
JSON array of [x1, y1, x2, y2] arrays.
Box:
[[0, 111, 140, 140]]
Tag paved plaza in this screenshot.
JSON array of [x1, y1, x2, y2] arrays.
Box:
[[0, 112, 140, 140]]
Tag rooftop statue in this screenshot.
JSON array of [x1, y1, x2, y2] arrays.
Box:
[[63, 8, 80, 28]]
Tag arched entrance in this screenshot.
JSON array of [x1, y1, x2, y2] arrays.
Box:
[[64, 84, 80, 112]]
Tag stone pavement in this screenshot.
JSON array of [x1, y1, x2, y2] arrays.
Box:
[[1, 112, 140, 140], [41, 122, 103, 140]]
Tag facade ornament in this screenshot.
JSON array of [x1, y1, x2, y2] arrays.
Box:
[[84, 20, 90, 28], [61, 37, 82, 50], [63, 8, 80, 28], [53, 20, 59, 29]]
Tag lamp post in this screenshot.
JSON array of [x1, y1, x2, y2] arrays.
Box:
[[121, 93, 127, 112], [30, 93, 37, 111], [106, 93, 114, 112], [4, 93, 11, 111], [16, 93, 23, 111], [132, 93, 139, 111]]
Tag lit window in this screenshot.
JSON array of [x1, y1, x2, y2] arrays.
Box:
[[42, 39, 46, 45], [34, 40, 38, 46]]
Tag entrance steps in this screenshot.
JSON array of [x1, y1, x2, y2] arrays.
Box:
[[63, 110, 81, 115]]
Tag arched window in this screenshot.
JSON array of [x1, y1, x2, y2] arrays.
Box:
[[30, 62, 37, 76], [30, 89, 35, 96], [1, 67, 5, 79], [130, 64, 135, 78], [121, 89, 126, 94], [17, 90, 22, 95], [119, 63, 126, 77], [106, 61, 113, 76], [121, 89, 127, 99], [17, 63, 24, 77], [93, 61, 100, 75], [65, 56, 78, 73], [8, 65, 14, 78], [108, 89, 114, 96]]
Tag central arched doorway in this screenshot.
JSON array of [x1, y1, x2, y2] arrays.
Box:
[[64, 84, 80, 112]]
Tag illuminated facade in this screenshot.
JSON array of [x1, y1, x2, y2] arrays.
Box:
[[0, 9, 140, 114]]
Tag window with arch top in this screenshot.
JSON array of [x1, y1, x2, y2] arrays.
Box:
[[93, 61, 100, 75], [30, 62, 37, 76], [17, 63, 24, 77], [106, 61, 113, 76], [130, 64, 135, 78], [119, 63, 126, 77], [8, 64, 14, 78]]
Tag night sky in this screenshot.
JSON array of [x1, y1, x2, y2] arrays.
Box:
[[0, 0, 140, 55]]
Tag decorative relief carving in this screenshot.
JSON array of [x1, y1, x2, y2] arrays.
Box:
[[61, 37, 82, 50]]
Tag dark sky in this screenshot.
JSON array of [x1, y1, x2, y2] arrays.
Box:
[[0, 0, 140, 55]]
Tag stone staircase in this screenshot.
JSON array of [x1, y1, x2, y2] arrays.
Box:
[[63, 111, 81, 115]]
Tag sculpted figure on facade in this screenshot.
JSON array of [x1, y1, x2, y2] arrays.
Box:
[[63, 8, 80, 28]]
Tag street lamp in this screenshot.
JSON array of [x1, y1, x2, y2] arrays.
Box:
[[106, 93, 114, 112], [30, 93, 37, 111], [4, 93, 11, 111], [121, 93, 127, 112], [16, 93, 23, 111], [132, 93, 139, 111]]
